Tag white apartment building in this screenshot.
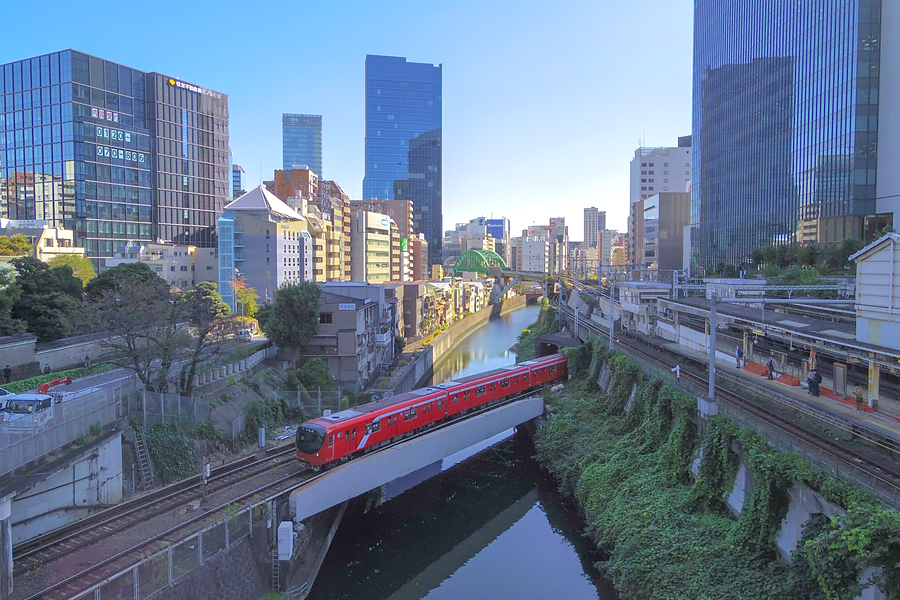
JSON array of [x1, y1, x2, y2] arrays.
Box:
[[584, 207, 607, 248], [351, 211, 392, 283]]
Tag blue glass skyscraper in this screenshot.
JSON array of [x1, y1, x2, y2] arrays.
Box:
[[691, 0, 890, 270], [0, 50, 229, 261], [364, 55, 442, 265], [282, 113, 322, 178]]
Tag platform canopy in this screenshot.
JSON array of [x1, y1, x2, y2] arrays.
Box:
[[453, 249, 508, 277]]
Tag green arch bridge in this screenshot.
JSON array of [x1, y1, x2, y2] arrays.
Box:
[[453, 249, 508, 277]]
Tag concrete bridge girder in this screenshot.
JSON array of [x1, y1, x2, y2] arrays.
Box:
[[290, 398, 544, 522]]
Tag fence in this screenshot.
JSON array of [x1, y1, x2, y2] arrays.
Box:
[[71, 498, 268, 599], [0, 374, 139, 478], [128, 392, 212, 430]]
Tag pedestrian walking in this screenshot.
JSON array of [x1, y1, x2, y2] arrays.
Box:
[[767, 358, 776, 380], [83, 354, 91, 370], [3, 365, 10, 384], [855, 386, 865, 411]]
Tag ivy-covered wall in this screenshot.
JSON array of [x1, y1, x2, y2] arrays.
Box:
[[535, 336, 900, 600]]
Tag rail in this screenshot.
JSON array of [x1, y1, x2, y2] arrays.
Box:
[[554, 302, 900, 500]]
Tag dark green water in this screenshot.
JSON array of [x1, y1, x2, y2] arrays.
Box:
[[308, 304, 617, 600]]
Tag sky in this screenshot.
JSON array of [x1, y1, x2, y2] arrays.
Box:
[[3, 0, 694, 241]]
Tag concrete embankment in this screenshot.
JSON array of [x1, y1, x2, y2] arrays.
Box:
[[373, 296, 527, 396]]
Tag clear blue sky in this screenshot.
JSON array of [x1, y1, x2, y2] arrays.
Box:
[[4, 0, 693, 240]]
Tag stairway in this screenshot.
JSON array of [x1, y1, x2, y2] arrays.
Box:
[[133, 427, 155, 491]]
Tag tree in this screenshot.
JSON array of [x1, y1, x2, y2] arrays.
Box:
[[177, 282, 231, 395], [266, 282, 321, 367], [256, 303, 274, 333], [750, 247, 765, 269], [0, 264, 25, 336], [762, 243, 777, 266], [0, 234, 33, 256], [10, 258, 85, 341], [231, 275, 259, 324], [86, 262, 161, 300], [48, 254, 96, 285], [87, 272, 182, 391], [295, 357, 335, 392]]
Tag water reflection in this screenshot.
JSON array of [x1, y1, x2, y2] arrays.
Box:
[[308, 304, 617, 600]]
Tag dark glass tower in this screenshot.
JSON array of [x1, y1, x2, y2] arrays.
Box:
[[363, 55, 442, 265], [0, 50, 228, 260], [282, 113, 322, 177], [691, 0, 885, 270]]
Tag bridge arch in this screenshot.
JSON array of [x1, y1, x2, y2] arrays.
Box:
[[453, 249, 508, 277]]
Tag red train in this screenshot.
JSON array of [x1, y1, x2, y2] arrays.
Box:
[[295, 353, 568, 469]]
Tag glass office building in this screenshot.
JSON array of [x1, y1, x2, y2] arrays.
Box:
[[282, 113, 322, 178], [691, 0, 886, 270], [363, 55, 442, 265], [0, 50, 228, 260]]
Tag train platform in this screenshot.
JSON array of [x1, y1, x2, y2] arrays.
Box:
[[641, 334, 900, 443]]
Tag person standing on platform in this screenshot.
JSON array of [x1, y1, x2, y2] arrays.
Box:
[[855, 386, 865, 411], [767, 358, 776, 380], [808, 369, 821, 396], [736, 346, 743, 368]]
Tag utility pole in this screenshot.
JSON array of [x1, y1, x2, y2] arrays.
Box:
[[609, 273, 615, 348]]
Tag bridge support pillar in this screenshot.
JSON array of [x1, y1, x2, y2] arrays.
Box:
[[867, 360, 880, 409], [0, 494, 12, 599]]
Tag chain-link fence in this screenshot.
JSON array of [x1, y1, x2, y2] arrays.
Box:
[[0, 374, 139, 478], [126, 391, 212, 430]]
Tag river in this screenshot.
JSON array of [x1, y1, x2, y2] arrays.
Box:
[[308, 304, 617, 600]]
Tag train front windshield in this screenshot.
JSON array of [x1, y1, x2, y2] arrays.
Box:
[[296, 423, 327, 454]]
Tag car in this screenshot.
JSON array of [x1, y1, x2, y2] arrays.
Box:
[[236, 329, 253, 342], [0, 387, 10, 397], [1, 393, 55, 432]]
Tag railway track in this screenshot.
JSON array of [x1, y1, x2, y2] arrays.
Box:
[[556, 303, 900, 496], [13, 444, 296, 578], [26, 468, 311, 600]]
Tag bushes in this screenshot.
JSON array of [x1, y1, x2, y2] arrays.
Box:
[[4, 362, 117, 393], [516, 300, 560, 362], [144, 423, 198, 484], [535, 353, 900, 600]]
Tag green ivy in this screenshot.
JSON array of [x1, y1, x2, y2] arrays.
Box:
[[534, 350, 900, 600], [144, 423, 198, 483]]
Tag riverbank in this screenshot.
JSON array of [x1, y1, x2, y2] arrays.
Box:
[[532, 330, 900, 600], [371, 295, 527, 395]]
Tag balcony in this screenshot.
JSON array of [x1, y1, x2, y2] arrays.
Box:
[[375, 332, 391, 345], [234, 253, 245, 261], [233, 237, 245, 248]]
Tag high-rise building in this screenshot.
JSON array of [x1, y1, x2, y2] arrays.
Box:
[[641, 192, 691, 272], [232, 164, 246, 199], [282, 114, 322, 178], [692, 0, 898, 269], [363, 55, 442, 266], [583, 207, 606, 248], [628, 138, 691, 265], [0, 50, 229, 262]]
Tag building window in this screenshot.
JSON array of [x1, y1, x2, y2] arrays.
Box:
[[319, 313, 333, 324], [664, 163, 669, 167]]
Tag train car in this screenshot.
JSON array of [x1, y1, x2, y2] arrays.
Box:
[[295, 387, 448, 468], [295, 353, 568, 469]]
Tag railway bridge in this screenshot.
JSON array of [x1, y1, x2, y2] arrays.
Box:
[[289, 396, 544, 521]]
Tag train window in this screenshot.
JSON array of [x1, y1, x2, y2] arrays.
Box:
[[438, 400, 443, 408], [366, 420, 381, 434], [351, 430, 356, 440], [476, 386, 486, 396], [523, 373, 528, 381], [501, 379, 510, 388], [328, 436, 333, 447], [404, 408, 418, 420], [452, 395, 458, 403], [490, 383, 496, 391], [550, 366, 556, 372]]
